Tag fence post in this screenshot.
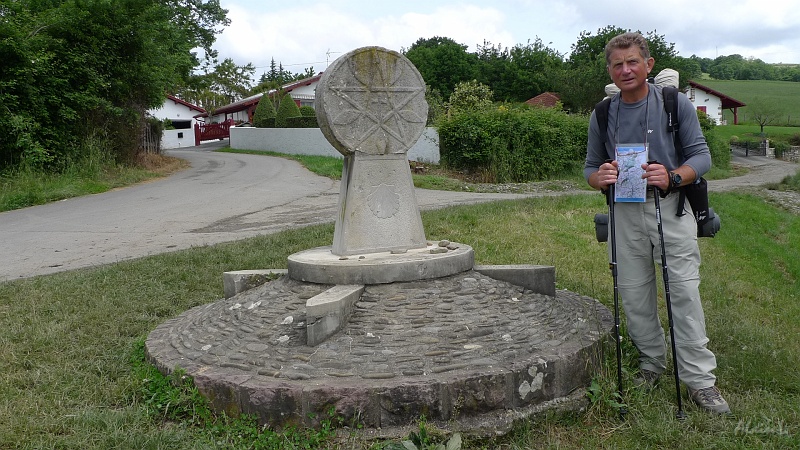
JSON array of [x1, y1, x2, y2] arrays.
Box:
[[194, 123, 201, 146]]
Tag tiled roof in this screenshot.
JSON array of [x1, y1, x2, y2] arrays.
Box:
[[525, 92, 561, 108], [687, 81, 747, 108], [205, 73, 324, 117], [166, 94, 206, 113]]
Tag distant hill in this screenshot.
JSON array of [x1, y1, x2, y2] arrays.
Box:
[[694, 79, 800, 126]]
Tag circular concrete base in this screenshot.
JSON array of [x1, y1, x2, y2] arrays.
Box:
[[145, 270, 612, 435], [287, 242, 474, 285]]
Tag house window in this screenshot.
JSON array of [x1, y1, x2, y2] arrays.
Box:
[[697, 106, 707, 114], [171, 120, 191, 130]]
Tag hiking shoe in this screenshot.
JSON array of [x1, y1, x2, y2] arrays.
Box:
[[688, 386, 731, 415], [633, 369, 661, 389]]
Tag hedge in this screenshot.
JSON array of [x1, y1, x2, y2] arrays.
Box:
[[438, 107, 589, 182], [285, 116, 318, 128]]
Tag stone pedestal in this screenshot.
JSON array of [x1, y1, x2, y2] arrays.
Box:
[[332, 153, 426, 255]]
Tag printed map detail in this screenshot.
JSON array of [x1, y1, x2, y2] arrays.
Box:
[[615, 144, 648, 202]]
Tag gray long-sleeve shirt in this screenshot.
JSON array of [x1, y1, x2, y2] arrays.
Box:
[[584, 84, 711, 181]]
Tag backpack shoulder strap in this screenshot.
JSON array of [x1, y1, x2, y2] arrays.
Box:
[[662, 86, 679, 133], [661, 86, 688, 216], [593, 97, 612, 144]]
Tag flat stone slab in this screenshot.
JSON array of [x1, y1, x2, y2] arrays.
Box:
[[306, 284, 364, 346], [223, 269, 287, 298], [145, 270, 613, 434], [287, 242, 474, 285]]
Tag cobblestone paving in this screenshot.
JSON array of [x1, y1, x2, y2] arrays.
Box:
[[149, 271, 611, 382], [146, 270, 613, 430]]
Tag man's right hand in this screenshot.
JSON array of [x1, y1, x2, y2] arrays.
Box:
[[592, 160, 619, 190]]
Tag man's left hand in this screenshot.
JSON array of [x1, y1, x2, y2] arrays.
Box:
[[642, 162, 670, 192]]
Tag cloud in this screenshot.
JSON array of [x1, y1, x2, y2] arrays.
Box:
[[212, 0, 800, 79], [213, 4, 515, 76]]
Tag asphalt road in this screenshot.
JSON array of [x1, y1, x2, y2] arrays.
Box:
[[0, 142, 539, 281], [1, 143, 796, 281]]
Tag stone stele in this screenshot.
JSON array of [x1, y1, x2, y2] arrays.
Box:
[[316, 46, 428, 256]]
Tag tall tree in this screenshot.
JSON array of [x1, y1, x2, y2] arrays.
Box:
[[404, 36, 479, 100], [559, 26, 626, 112], [507, 38, 564, 102], [208, 58, 255, 104]]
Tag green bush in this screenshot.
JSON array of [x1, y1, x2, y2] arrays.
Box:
[[438, 107, 589, 182], [285, 116, 318, 128], [705, 129, 731, 169], [299, 105, 316, 117], [447, 80, 494, 116], [252, 95, 277, 128], [275, 94, 301, 128], [696, 109, 716, 133], [774, 141, 790, 158]]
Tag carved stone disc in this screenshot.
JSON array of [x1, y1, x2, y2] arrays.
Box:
[[316, 46, 428, 156]]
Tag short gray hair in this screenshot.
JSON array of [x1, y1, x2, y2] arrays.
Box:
[[605, 32, 651, 65]]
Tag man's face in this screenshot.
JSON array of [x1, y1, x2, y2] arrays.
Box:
[[607, 47, 654, 100]]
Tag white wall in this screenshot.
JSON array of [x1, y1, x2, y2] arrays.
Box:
[[148, 98, 203, 148], [688, 88, 724, 125], [161, 129, 196, 149], [230, 127, 440, 163]]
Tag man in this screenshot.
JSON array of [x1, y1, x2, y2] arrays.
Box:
[[584, 32, 730, 415]]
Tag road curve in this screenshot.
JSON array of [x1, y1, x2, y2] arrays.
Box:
[[1, 145, 796, 281], [0, 145, 535, 281]]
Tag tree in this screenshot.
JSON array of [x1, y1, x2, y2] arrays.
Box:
[[404, 36, 479, 100], [475, 41, 515, 102], [252, 94, 276, 128], [207, 58, 255, 104], [746, 97, 781, 134], [558, 27, 696, 112], [275, 93, 301, 127], [506, 38, 564, 102], [0, 0, 229, 169], [559, 26, 626, 112], [179, 58, 255, 112]]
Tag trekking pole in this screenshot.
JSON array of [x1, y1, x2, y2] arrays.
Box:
[[651, 174, 687, 421], [606, 179, 627, 420]]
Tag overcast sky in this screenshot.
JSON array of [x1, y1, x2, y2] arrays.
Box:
[[210, 0, 800, 78]]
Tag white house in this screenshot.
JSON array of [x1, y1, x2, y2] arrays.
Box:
[[685, 81, 746, 125], [148, 95, 207, 148]]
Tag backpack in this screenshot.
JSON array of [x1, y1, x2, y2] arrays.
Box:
[[593, 86, 720, 237]]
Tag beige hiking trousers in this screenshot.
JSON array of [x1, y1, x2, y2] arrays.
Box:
[[611, 190, 717, 389]]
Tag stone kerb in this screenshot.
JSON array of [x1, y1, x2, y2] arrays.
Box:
[[306, 284, 364, 346]]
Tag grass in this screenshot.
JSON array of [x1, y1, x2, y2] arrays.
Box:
[[0, 153, 188, 212], [713, 123, 799, 144], [218, 148, 345, 180], [1, 184, 799, 448], [697, 80, 800, 127]]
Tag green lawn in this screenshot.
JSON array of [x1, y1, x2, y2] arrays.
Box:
[[697, 79, 800, 127], [1, 187, 799, 449]]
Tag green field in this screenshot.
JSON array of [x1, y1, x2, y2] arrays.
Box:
[[696, 79, 800, 127]]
